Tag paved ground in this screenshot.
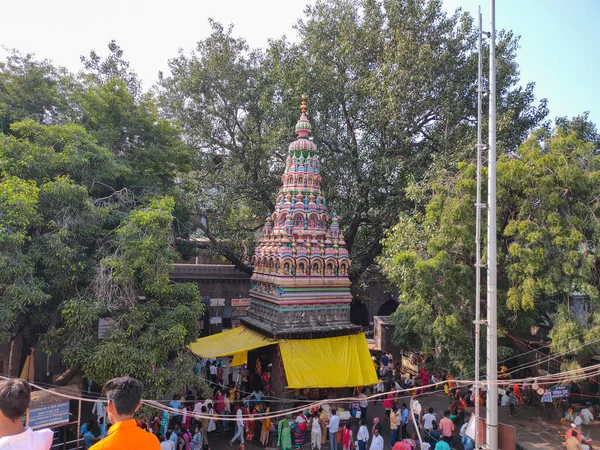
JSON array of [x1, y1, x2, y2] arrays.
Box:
[[204, 391, 600, 450]]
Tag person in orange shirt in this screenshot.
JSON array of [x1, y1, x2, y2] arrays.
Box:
[[90, 376, 160, 450]]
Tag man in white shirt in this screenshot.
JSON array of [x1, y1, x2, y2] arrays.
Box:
[[581, 404, 594, 425], [160, 434, 174, 450], [92, 398, 105, 424], [327, 408, 340, 450], [410, 396, 422, 427], [0, 379, 53, 450], [230, 407, 245, 446], [422, 407, 436, 432], [370, 428, 384, 450], [356, 419, 369, 450], [193, 397, 204, 416], [358, 388, 369, 421]]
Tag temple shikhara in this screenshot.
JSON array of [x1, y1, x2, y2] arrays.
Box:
[[189, 96, 376, 400], [242, 95, 360, 339]]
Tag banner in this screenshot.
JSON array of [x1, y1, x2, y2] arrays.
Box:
[[231, 298, 250, 307], [541, 389, 553, 403]]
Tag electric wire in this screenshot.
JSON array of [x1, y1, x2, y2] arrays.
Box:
[[3, 364, 600, 423]]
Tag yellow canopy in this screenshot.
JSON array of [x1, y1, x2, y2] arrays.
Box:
[[188, 326, 276, 366], [20, 349, 35, 382], [189, 327, 377, 387], [279, 333, 378, 388]]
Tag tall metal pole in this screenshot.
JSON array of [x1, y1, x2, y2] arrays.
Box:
[[474, 6, 484, 449], [486, 0, 498, 449]]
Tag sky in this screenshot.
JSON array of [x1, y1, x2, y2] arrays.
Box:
[[1, 0, 598, 126]]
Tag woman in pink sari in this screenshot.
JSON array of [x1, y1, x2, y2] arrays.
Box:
[[420, 369, 430, 387]]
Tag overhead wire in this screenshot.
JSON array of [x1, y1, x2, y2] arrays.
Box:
[[3, 363, 600, 423]]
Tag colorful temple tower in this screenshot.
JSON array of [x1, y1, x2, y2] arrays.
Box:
[[242, 96, 361, 338]]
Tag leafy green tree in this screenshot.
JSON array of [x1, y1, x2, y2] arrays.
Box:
[[48, 197, 205, 397], [159, 0, 547, 283], [0, 51, 78, 133], [379, 125, 600, 373], [0, 47, 205, 396]]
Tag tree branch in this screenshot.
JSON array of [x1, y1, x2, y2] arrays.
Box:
[[195, 220, 253, 274]]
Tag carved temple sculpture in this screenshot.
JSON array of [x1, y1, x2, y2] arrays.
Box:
[[242, 96, 361, 339]]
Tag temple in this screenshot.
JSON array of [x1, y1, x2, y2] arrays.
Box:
[[241, 95, 361, 338], [188, 96, 377, 396]]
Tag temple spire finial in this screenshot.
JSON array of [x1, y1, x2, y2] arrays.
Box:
[[301, 94, 308, 113]]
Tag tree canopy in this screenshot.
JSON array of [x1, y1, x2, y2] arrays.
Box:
[[0, 44, 203, 397], [379, 123, 600, 373], [158, 0, 547, 284]]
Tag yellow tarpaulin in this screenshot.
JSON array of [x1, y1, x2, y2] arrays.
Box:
[[188, 326, 276, 366], [279, 333, 378, 388]]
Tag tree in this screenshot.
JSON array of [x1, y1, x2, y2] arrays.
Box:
[[0, 50, 78, 133], [379, 124, 600, 373], [0, 46, 205, 396], [159, 0, 547, 284]]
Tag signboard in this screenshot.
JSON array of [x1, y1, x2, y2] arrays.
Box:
[[98, 318, 113, 340], [550, 385, 570, 399], [28, 401, 70, 429], [232, 298, 251, 307], [541, 389, 553, 403], [210, 298, 225, 307], [210, 316, 222, 325]]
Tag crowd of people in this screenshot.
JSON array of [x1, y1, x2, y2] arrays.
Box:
[[3, 351, 598, 450]]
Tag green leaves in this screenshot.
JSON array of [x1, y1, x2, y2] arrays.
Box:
[[0, 45, 204, 396], [381, 124, 600, 371]]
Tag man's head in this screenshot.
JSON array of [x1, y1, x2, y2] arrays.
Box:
[[0, 379, 31, 422], [402, 403, 407, 409], [331, 408, 337, 415], [444, 409, 450, 417], [428, 407, 434, 414], [373, 428, 380, 436], [102, 376, 143, 423]]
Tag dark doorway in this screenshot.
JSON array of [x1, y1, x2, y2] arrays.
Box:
[[377, 298, 399, 317]]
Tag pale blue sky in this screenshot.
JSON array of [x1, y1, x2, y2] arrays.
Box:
[[1, 0, 597, 126], [442, 0, 599, 126]]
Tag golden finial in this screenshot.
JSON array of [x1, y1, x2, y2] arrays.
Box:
[[300, 94, 307, 113]]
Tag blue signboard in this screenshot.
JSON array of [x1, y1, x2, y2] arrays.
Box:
[[29, 401, 70, 429], [550, 385, 571, 399]]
